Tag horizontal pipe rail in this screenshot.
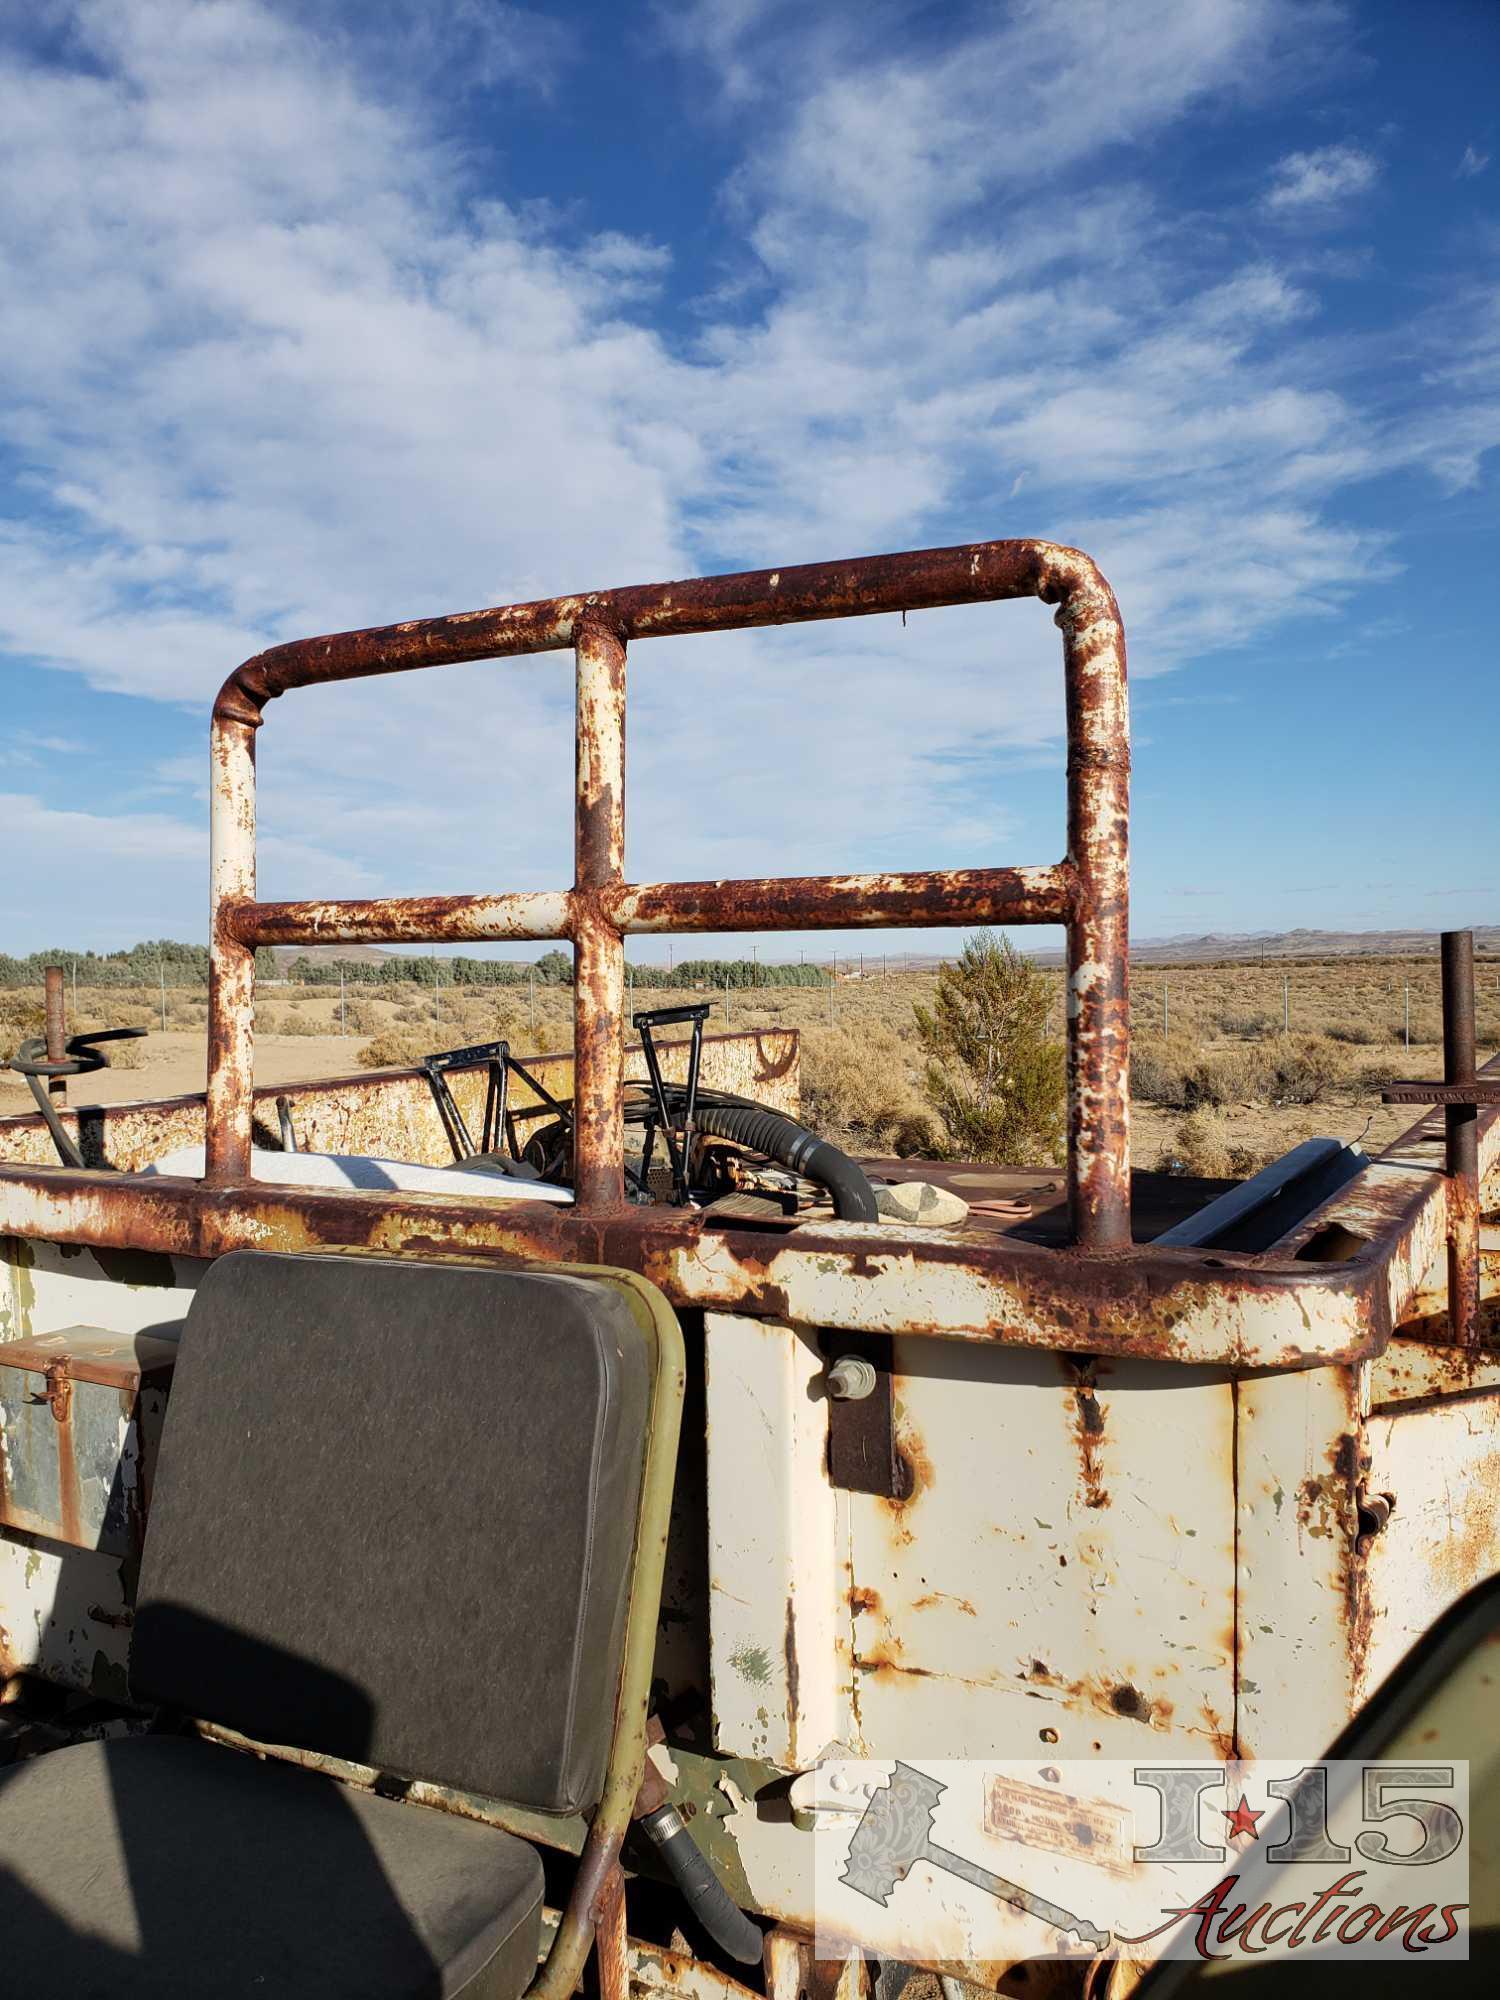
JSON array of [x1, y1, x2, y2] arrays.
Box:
[[214, 542, 1105, 717], [206, 538, 1132, 1247], [231, 867, 1074, 948]]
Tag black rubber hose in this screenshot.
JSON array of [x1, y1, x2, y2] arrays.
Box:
[[692, 1101, 880, 1222], [637, 1805, 764, 1966]]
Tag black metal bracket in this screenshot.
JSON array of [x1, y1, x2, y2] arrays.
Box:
[[421, 1039, 511, 1163], [632, 1004, 710, 1206]]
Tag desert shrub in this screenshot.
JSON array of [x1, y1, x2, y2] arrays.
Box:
[[1327, 1021, 1380, 1045], [345, 998, 385, 1035], [1216, 1011, 1277, 1040], [1156, 1111, 1260, 1180], [800, 1022, 935, 1154], [1129, 1038, 1194, 1106], [1182, 1049, 1259, 1108], [1262, 1036, 1340, 1106], [913, 932, 1064, 1165], [1390, 1017, 1442, 1047], [276, 1011, 326, 1037], [1131, 1040, 1252, 1109], [355, 1027, 432, 1070], [0, 995, 45, 1063]]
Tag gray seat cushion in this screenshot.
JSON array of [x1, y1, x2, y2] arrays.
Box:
[[0, 1734, 543, 1999], [132, 1253, 652, 1814]]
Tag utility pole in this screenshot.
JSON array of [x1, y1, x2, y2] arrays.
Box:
[[340, 967, 347, 1035], [1283, 975, 1290, 1035], [1162, 980, 1169, 1038], [529, 968, 536, 1040], [1404, 984, 1411, 1050], [159, 956, 167, 1033]]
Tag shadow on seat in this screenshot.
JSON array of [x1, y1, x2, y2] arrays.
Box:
[[0, 1252, 684, 1999]]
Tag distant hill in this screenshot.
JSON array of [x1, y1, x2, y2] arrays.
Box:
[[1122, 927, 1500, 966], [269, 944, 395, 969]]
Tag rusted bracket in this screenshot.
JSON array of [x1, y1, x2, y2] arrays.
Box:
[[821, 1334, 912, 1501]]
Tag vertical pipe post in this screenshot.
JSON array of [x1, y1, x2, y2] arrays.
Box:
[[43, 966, 66, 1106], [206, 711, 258, 1183], [573, 616, 627, 1210], [1060, 567, 1131, 1249], [1441, 930, 1480, 1347]]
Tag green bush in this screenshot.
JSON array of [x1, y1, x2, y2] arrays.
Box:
[[913, 932, 1064, 1166]]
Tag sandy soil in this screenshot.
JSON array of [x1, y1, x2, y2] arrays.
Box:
[[0, 1033, 364, 1118]]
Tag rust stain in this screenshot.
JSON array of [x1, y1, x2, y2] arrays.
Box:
[[1064, 1358, 1111, 1510], [782, 1594, 800, 1747]]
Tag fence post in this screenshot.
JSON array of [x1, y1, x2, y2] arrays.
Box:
[[44, 966, 66, 1107]]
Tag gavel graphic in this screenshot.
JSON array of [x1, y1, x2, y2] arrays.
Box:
[[840, 1761, 1111, 1953]]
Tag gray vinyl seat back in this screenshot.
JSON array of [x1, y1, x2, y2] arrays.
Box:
[[130, 1251, 653, 1816]]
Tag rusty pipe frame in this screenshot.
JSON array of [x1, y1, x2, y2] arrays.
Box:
[[206, 538, 1131, 1245]]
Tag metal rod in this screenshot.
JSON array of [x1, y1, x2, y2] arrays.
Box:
[[1442, 930, 1480, 1346], [572, 616, 627, 1210], [44, 966, 66, 1107]]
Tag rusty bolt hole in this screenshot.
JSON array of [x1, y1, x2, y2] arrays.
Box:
[[1109, 1683, 1152, 1721]]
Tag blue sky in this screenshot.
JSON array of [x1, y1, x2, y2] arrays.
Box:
[[0, 0, 1495, 962]]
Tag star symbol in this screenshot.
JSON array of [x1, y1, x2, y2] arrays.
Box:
[[1223, 1795, 1263, 1841]]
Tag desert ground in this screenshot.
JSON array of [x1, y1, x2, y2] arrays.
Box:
[[3, 957, 1496, 1179]]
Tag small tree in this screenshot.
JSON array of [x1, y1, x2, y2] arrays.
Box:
[[913, 931, 1065, 1165]]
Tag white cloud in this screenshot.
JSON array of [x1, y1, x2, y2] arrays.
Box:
[[1265, 142, 1379, 211], [1457, 144, 1490, 180], [0, 1, 1491, 953]]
